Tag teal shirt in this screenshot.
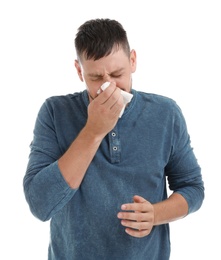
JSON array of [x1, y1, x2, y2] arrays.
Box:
[[24, 89, 204, 260]]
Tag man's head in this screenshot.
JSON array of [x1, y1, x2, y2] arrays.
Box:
[[74, 18, 137, 99], [75, 18, 130, 61]]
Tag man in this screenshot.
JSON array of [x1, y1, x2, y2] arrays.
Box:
[[23, 18, 204, 259]]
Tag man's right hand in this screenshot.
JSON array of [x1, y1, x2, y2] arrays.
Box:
[[86, 82, 124, 138]]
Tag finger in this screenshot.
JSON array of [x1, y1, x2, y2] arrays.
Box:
[[96, 82, 117, 104], [121, 219, 150, 231], [104, 87, 123, 109], [121, 201, 151, 213], [110, 94, 124, 114], [118, 211, 151, 222], [133, 195, 147, 203], [124, 228, 152, 238]]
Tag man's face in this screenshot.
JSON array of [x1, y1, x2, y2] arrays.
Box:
[[75, 48, 137, 100]]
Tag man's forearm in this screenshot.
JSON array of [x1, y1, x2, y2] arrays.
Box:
[[58, 126, 104, 189]]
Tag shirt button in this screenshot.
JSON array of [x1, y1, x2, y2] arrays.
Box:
[[111, 132, 116, 137], [113, 146, 118, 151]]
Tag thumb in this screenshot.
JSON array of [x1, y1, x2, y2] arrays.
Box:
[[133, 195, 147, 203]]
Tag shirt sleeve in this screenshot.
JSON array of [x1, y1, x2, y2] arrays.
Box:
[[165, 102, 205, 214], [23, 99, 77, 221]]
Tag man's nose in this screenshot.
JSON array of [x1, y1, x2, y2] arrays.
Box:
[[103, 74, 111, 83]]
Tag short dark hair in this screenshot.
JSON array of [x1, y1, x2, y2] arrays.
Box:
[[75, 18, 130, 61]]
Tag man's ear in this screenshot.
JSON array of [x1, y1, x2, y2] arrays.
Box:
[[74, 59, 84, 82], [130, 49, 137, 73]]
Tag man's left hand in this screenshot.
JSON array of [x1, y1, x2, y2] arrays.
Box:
[[117, 195, 154, 238]]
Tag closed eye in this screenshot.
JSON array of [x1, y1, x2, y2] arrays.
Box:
[[90, 76, 103, 81], [110, 74, 122, 78]]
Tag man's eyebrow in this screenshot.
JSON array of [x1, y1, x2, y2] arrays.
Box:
[[109, 68, 124, 75]]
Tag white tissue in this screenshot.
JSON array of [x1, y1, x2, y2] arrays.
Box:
[[97, 82, 133, 117]]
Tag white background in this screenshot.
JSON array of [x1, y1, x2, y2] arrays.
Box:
[[0, 1, 220, 259]]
